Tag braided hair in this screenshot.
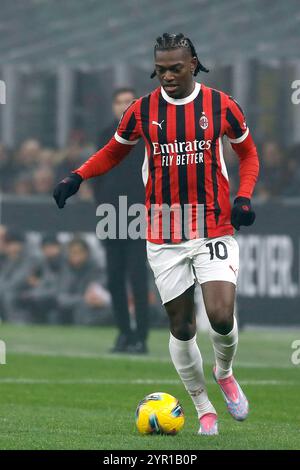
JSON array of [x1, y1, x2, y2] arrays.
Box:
[[151, 33, 209, 79]]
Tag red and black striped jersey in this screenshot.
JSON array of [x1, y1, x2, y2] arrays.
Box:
[[76, 82, 259, 244]]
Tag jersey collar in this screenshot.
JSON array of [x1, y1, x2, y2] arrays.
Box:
[[161, 82, 201, 105]]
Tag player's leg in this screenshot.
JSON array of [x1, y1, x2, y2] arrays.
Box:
[[146, 240, 218, 434], [194, 234, 249, 421], [165, 285, 218, 435], [105, 240, 133, 352], [201, 280, 238, 378], [126, 239, 149, 353], [201, 280, 248, 420]]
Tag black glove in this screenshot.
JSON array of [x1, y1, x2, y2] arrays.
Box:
[[231, 197, 256, 231], [53, 173, 83, 209]]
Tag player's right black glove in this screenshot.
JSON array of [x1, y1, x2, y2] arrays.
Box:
[[231, 197, 256, 231], [53, 173, 83, 209]]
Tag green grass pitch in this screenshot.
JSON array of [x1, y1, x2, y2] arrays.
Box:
[[0, 324, 299, 450]]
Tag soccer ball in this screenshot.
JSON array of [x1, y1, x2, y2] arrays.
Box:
[[135, 392, 185, 435]]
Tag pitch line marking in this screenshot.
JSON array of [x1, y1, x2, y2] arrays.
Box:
[[0, 378, 298, 386], [6, 347, 294, 369]]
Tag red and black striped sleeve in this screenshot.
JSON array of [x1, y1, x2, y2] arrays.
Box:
[[225, 96, 259, 199], [114, 99, 141, 145], [225, 96, 249, 143], [73, 100, 141, 180]]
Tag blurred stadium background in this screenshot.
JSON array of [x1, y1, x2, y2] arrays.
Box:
[[0, 0, 300, 450], [0, 0, 300, 325], [0, 0, 299, 328], [1, 0, 300, 148]]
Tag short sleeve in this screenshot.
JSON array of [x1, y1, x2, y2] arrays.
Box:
[[114, 100, 141, 145], [225, 96, 249, 144]]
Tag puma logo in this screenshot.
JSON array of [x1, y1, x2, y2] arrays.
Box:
[[229, 265, 238, 277], [152, 120, 164, 130]]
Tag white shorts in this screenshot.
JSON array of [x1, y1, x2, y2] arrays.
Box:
[[147, 235, 239, 304]]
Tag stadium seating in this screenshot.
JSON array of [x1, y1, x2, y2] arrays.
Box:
[[0, 0, 299, 67]]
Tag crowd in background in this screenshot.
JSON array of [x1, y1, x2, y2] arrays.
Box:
[[0, 225, 112, 325], [0, 223, 163, 327], [0, 135, 96, 202], [222, 138, 300, 199], [0, 135, 300, 201], [0, 129, 299, 328]]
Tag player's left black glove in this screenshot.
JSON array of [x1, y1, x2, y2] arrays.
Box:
[[231, 197, 256, 231], [53, 172, 82, 209]]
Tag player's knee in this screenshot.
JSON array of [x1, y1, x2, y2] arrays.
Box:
[[171, 322, 195, 341], [168, 310, 196, 340], [207, 302, 234, 334]]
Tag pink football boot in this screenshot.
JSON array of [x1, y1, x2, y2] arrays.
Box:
[[198, 413, 218, 436], [213, 367, 249, 421]]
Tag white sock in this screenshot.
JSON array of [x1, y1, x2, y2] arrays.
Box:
[[169, 333, 216, 419], [209, 316, 238, 380]]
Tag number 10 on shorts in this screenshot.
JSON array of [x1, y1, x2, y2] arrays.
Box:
[[206, 241, 228, 260]]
